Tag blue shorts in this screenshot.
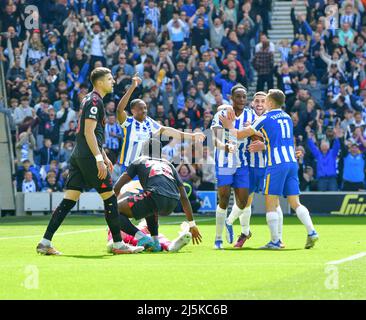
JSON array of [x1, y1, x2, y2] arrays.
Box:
[[263, 163, 300, 196], [249, 167, 266, 194], [216, 166, 249, 189]]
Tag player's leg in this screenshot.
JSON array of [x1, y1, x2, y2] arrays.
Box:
[[37, 189, 81, 255], [37, 157, 82, 255], [287, 195, 318, 249], [215, 185, 231, 249], [225, 166, 250, 244], [276, 198, 285, 248], [145, 214, 162, 252], [284, 164, 318, 249], [234, 193, 253, 248], [260, 168, 284, 249]]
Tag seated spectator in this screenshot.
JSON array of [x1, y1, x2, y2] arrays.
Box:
[[42, 171, 63, 193], [22, 171, 37, 193]]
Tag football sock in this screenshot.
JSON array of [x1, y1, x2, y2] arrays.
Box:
[[145, 214, 159, 237], [40, 238, 51, 247], [227, 204, 242, 225], [134, 231, 146, 240], [43, 199, 76, 241], [118, 214, 139, 237], [276, 205, 283, 241], [103, 195, 124, 243], [295, 205, 315, 234], [215, 205, 227, 241], [239, 206, 251, 236], [266, 211, 279, 243]]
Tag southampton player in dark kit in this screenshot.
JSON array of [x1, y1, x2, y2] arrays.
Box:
[[36, 67, 144, 255], [112, 139, 202, 251]]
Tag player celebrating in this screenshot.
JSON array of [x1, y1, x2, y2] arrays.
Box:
[[115, 75, 205, 174], [224, 92, 285, 248], [211, 84, 255, 249], [112, 139, 202, 251], [36, 68, 144, 255], [219, 89, 319, 249]]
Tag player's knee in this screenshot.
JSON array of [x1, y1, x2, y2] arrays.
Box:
[[64, 190, 81, 202], [100, 191, 115, 201], [219, 196, 230, 209]]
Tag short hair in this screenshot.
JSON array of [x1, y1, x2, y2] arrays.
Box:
[[231, 84, 247, 95], [130, 99, 144, 109], [267, 89, 286, 107], [253, 91, 267, 98], [90, 67, 111, 86]]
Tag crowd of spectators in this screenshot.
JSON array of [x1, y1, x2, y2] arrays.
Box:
[[0, 0, 365, 208]]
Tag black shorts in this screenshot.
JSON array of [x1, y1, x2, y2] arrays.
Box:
[[127, 191, 179, 220], [65, 156, 113, 193]]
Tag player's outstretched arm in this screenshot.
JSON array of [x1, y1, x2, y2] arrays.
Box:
[[178, 185, 202, 245], [113, 172, 133, 196], [160, 126, 206, 143], [218, 114, 255, 139], [85, 119, 107, 180], [116, 73, 142, 125]]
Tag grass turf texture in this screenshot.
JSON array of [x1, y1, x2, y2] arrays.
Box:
[[0, 215, 365, 300]]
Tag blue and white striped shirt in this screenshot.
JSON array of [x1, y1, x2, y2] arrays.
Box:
[[211, 108, 255, 168], [118, 116, 162, 166], [251, 109, 297, 167], [105, 123, 122, 150], [248, 112, 266, 169]]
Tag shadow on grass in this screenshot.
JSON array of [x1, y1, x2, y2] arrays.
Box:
[[223, 247, 303, 252], [58, 254, 111, 259]]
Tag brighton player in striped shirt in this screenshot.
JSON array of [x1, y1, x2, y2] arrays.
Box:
[[220, 89, 319, 249], [116, 74, 205, 174], [220, 92, 285, 248], [211, 84, 255, 249]]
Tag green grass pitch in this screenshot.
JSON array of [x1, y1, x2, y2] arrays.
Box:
[[0, 215, 365, 300]]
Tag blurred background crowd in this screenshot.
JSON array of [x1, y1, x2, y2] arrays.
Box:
[[0, 0, 365, 213]]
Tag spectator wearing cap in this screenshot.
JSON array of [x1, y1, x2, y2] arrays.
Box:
[[307, 129, 341, 191], [341, 143, 365, 191]]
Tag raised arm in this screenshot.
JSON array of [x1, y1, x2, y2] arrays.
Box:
[[116, 74, 142, 125]]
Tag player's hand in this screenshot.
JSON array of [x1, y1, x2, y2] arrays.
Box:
[[97, 160, 108, 180], [190, 226, 202, 245], [248, 140, 265, 153], [219, 114, 234, 129], [193, 132, 206, 143], [132, 73, 142, 87], [226, 106, 235, 121], [104, 156, 114, 173]]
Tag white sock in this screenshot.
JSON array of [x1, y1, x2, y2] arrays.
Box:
[[227, 204, 242, 225], [295, 205, 315, 234], [215, 205, 227, 241], [134, 231, 146, 240], [266, 211, 279, 243], [40, 238, 51, 247], [277, 205, 283, 241], [239, 206, 251, 236]]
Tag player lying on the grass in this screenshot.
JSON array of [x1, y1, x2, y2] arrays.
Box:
[[106, 216, 193, 253], [219, 91, 285, 248], [115, 74, 205, 176], [36, 67, 144, 255], [111, 139, 202, 251], [211, 84, 254, 250], [219, 89, 319, 249]]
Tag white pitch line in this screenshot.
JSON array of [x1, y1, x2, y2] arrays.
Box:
[[326, 252, 366, 265], [0, 218, 215, 240], [0, 228, 106, 240]]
